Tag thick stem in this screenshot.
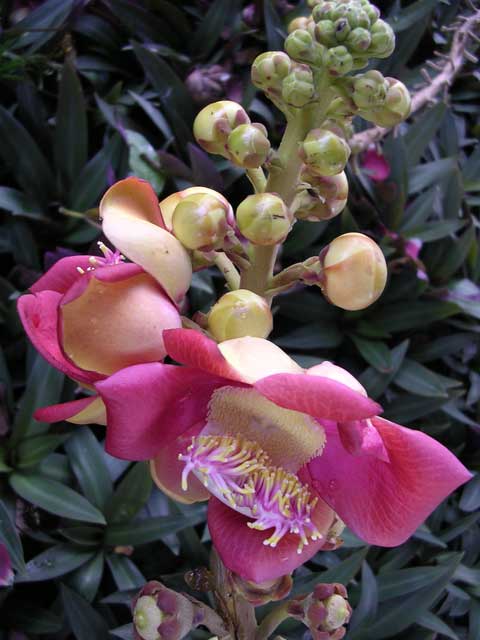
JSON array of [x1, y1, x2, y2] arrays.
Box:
[[247, 167, 267, 193], [214, 253, 241, 290], [255, 604, 289, 640]]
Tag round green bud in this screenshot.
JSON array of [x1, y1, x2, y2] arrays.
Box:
[[281, 64, 314, 107], [285, 28, 319, 64], [361, 77, 411, 126], [352, 70, 388, 109], [208, 290, 273, 342], [324, 45, 354, 76], [346, 26, 371, 52], [333, 18, 351, 42], [172, 192, 233, 251], [227, 123, 270, 168], [193, 101, 250, 155], [287, 16, 311, 34], [300, 128, 351, 176], [368, 19, 395, 58], [314, 20, 336, 47], [237, 193, 291, 246], [311, 3, 332, 22], [319, 232, 387, 310], [364, 3, 380, 25], [345, 6, 370, 29], [296, 170, 348, 221], [251, 51, 292, 94]]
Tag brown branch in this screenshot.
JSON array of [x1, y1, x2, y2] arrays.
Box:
[[350, 7, 480, 152]]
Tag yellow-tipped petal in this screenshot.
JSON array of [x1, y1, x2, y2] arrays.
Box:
[[100, 178, 192, 303], [67, 396, 107, 425]]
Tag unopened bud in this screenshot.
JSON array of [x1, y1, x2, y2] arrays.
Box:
[[333, 18, 351, 42], [324, 45, 354, 76], [193, 101, 250, 155], [368, 19, 395, 58], [288, 583, 351, 638], [360, 78, 411, 126], [251, 51, 292, 95], [288, 16, 311, 33], [314, 20, 336, 47], [285, 28, 321, 64], [296, 171, 348, 221], [319, 232, 387, 310], [172, 191, 233, 251], [236, 193, 291, 245], [300, 129, 351, 177], [352, 70, 388, 109], [282, 64, 314, 107], [208, 290, 273, 342], [231, 574, 293, 606], [227, 123, 270, 168], [133, 581, 195, 640], [160, 186, 230, 231], [346, 26, 371, 52]]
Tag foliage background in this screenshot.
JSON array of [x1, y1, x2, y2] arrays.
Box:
[[0, 0, 479, 638]]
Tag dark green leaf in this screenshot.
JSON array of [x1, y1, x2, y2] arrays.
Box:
[[192, 0, 231, 57], [68, 552, 104, 603], [385, 394, 448, 423], [0, 500, 25, 573], [0, 186, 43, 219], [65, 427, 113, 512], [61, 583, 109, 640], [106, 462, 152, 524], [405, 220, 465, 243], [110, 624, 134, 640], [263, 0, 285, 50], [292, 548, 368, 596], [9, 473, 107, 525], [373, 301, 458, 332], [275, 322, 343, 350], [55, 60, 88, 190], [16, 544, 94, 583], [105, 512, 205, 546], [435, 225, 476, 281], [16, 434, 69, 470], [460, 473, 480, 512], [3, 604, 63, 634], [404, 102, 447, 165], [395, 359, 449, 398], [8, 0, 75, 52], [125, 130, 165, 194], [439, 512, 480, 543], [408, 158, 458, 195], [107, 554, 145, 590], [412, 332, 476, 362], [417, 612, 459, 640], [470, 599, 480, 640], [349, 562, 378, 633], [389, 0, 439, 32], [400, 188, 436, 233], [69, 143, 113, 211], [129, 91, 172, 140], [351, 335, 392, 372], [360, 340, 409, 399], [377, 566, 453, 602]]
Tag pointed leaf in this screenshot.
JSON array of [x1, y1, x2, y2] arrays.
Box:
[[16, 544, 94, 583], [61, 583, 109, 640], [106, 462, 152, 524]]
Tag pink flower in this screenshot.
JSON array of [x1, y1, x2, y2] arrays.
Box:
[[362, 148, 390, 182], [95, 330, 470, 583], [0, 543, 13, 587], [17, 245, 182, 425]]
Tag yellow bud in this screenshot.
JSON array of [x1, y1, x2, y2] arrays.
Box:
[[301, 129, 351, 176], [172, 192, 233, 251], [319, 232, 387, 310], [287, 16, 311, 33], [193, 101, 250, 155], [236, 193, 291, 245], [296, 171, 348, 221], [208, 290, 273, 342], [227, 123, 271, 168], [160, 186, 231, 231]]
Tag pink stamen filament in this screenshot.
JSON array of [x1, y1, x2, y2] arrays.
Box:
[[179, 435, 321, 553]]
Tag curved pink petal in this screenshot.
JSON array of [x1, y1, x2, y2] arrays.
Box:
[[208, 496, 335, 583], [60, 262, 144, 306], [96, 363, 229, 460], [255, 373, 381, 422], [303, 417, 471, 546], [0, 543, 13, 587], [35, 395, 106, 425], [338, 419, 389, 462], [150, 423, 209, 504], [17, 292, 101, 384], [99, 178, 192, 303], [30, 256, 94, 294]]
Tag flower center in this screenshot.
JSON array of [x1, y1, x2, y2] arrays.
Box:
[[179, 434, 322, 553], [76, 242, 124, 275]]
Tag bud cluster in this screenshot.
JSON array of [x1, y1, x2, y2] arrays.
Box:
[[288, 583, 352, 639]]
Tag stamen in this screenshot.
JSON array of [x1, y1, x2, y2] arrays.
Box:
[[179, 435, 322, 553], [76, 242, 125, 276]]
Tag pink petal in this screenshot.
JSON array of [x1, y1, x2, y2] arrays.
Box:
[[96, 364, 228, 460], [362, 149, 390, 182], [338, 419, 390, 462], [35, 395, 106, 425], [207, 496, 335, 583], [99, 178, 192, 303], [150, 423, 209, 504], [17, 292, 101, 384], [303, 417, 471, 546], [30, 256, 94, 294], [255, 373, 381, 422], [0, 543, 13, 587]]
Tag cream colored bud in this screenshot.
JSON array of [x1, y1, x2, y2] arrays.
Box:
[[208, 290, 273, 342], [227, 123, 270, 168], [172, 192, 233, 251], [282, 64, 314, 107], [193, 101, 250, 155], [236, 193, 291, 245], [300, 129, 351, 177], [251, 51, 292, 93], [361, 78, 411, 126], [296, 171, 348, 221], [319, 232, 387, 310], [288, 16, 311, 33]]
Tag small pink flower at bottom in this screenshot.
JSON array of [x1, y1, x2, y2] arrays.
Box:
[[362, 148, 390, 182], [0, 543, 13, 587], [95, 329, 470, 583]]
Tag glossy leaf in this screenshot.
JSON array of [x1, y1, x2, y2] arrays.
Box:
[[0, 500, 25, 573], [61, 583, 109, 640], [105, 462, 152, 524], [105, 512, 205, 547], [16, 434, 69, 470], [16, 544, 94, 583], [351, 335, 392, 372]]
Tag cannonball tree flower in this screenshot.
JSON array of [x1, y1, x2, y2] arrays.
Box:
[[17, 245, 183, 425], [95, 329, 470, 582]]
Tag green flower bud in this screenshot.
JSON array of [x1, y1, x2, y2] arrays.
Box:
[[287, 16, 311, 33], [333, 18, 351, 42], [345, 6, 370, 29], [319, 232, 387, 310], [193, 101, 250, 155], [364, 3, 380, 25], [314, 20, 337, 47], [368, 19, 395, 58], [300, 129, 351, 176], [251, 51, 292, 95], [360, 77, 411, 126], [208, 290, 273, 342], [236, 193, 291, 245], [352, 70, 388, 109], [311, 3, 332, 21], [133, 581, 195, 640], [296, 170, 348, 221], [346, 26, 371, 52], [282, 64, 315, 107], [227, 123, 270, 168], [172, 191, 233, 251], [287, 583, 352, 638], [285, 28, 321, 64], [324, 45, 354, 76]]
